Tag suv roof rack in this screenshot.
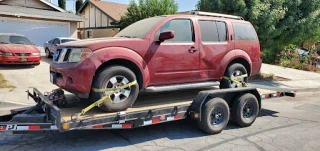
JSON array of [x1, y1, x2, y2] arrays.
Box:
[[189, 11, 244, 20]]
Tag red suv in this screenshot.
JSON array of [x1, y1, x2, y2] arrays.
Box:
[[50, 11, 262, 112]]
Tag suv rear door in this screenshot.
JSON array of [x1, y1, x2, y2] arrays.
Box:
[[148, 18, 200, 85], [197, 19, 234, 80]]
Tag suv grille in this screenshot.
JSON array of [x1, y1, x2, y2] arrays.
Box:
[[53, 48, 73, 63], [63, 49, 72, 61], [53, 49, 62, 62]]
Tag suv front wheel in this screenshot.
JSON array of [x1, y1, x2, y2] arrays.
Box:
[[220, 63, 248, 89], [91, 65, 139, 112]]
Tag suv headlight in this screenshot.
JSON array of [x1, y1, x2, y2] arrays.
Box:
[[68, 48, 92, 63]]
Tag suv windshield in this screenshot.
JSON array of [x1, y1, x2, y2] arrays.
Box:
[[0, 35, 32, 45], [114, 16, 166, 39]]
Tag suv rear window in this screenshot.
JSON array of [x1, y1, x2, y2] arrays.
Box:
[[198, 20, 227, 42], [232, 22, 258, 41]]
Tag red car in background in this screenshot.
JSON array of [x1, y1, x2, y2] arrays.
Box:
[[0, 33, 41, 65]]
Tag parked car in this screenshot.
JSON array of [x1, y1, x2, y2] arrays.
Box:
[[44, 37, 78, 58], [296, 48, 309, 58], [50, 11, 262, 112], [0, 33, 41, 65]]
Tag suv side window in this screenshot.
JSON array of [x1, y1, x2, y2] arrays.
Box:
[[199, 20, 219, 42], [232, 22, 258, 41], [156, 19, 193, 42], [216, 21, 227, 41], [199, 20, 227, 42]]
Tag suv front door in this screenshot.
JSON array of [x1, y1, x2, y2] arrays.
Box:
[[148, 18, 200, 85]]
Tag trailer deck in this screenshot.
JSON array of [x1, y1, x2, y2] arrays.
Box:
[[59, 88, 277, 121], [0, 87, 296, 134]]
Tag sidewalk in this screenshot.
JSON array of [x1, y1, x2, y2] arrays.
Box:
[[250, 63, 320, 90]]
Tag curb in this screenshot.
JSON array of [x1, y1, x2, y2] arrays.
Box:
[[295, 88, 320, 93]]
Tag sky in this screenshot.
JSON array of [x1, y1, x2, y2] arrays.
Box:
[[51, 0, 198, 13]]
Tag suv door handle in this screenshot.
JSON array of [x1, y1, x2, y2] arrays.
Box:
[[188, 47, 198, 53]]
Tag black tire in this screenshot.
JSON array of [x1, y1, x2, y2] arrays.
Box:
[[91, 65, 139, 112], [198, 98, 230, 134], [231, 93, 259, 127], [45, 48, 52, 58], [220, 63, 248, 89], [58, 97, 68, 107]]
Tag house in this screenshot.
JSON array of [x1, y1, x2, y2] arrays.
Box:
[[0, 0, 84, 50], [77, 0, 128, 39]]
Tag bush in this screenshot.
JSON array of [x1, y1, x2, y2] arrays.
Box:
[[261, 49, 279, 64], [275, 44, 319, 72]]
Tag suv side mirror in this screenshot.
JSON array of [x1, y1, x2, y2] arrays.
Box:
[[159, 31, 174, 42]]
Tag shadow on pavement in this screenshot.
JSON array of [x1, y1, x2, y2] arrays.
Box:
[[0, 64, 37, 70], [40, 56, 53, 65]]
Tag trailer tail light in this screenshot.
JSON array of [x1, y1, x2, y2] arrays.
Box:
[[193, 113, 199, 119], [62, 123, 70, 130]]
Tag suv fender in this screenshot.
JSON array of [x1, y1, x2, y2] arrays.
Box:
[[92, 47, 150, 88], [218, 49, 252, 78]]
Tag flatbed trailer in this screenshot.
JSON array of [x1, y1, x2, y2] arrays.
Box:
[[0, 87, 295, 134]]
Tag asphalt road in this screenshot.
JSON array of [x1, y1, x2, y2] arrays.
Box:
[[0, 91, 320, 151], [1, 56, 320, 151]]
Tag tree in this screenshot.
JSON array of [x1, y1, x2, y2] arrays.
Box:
[[76, 0, 83, 13], [58, 0, 66, 10], [120, 0, 178, 29], [196, 0, 320, 63]]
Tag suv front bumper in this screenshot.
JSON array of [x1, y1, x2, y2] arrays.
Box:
[[49, 62, 96, 98]]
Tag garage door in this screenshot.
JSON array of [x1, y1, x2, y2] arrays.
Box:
[[0, 17, 70, 50]]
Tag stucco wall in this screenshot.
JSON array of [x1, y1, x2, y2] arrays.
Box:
[[70, 22, 78, 38]]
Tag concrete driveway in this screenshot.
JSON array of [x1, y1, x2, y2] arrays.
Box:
[[0, 56, 57, 105]]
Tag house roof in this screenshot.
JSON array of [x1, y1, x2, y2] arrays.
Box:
[[0, 4, 85, 22], [78, 0, 128, 21]]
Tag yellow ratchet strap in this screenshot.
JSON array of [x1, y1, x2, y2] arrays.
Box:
[[223, 74, 249, 87], [72, 80, 137, 120]]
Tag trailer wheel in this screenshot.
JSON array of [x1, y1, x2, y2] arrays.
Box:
[[198, 98, 230, 134], [92, 65, 139, 112], [231, 93, 259, 127]]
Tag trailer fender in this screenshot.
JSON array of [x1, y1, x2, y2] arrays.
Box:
[[189, 88, 261, 121]]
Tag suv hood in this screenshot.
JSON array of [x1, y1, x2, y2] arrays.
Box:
[[0, 44, 39, 53], [58, 37, 147, 51]]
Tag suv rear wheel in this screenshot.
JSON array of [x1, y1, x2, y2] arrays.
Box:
[[220, 63, 248, 89], [91, 65, 139, 112]]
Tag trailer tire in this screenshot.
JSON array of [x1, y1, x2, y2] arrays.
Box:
[[92, 65, 139, 112], [198, 98, 230, 135], [231, 93, 259, 127]]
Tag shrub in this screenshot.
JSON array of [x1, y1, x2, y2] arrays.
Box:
[[275, 44, 319, 72]]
